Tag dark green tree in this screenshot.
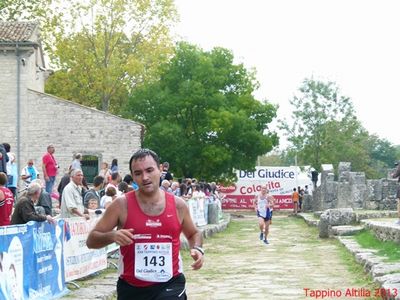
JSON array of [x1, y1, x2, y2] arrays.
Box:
[[125, 42, 279, 182]]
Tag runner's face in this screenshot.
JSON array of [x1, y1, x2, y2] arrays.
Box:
[[131, 155, 160, 194]]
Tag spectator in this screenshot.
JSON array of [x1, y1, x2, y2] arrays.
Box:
[[123, 174, 136, 191], [0, 172, 14, 226], [101, 186, 117, 209], [11, 182, 55, 225], [70, 153, 82, 171], [87, 198, 99, 210], [192, 184, 205, 201], [292, 187, 299, 215], [304, 185, 309, 194], [3, 144, 17, 197], [32, 179, 53, 216], [42, 144, 59, 194], [311, 169, 318, 188], [160, 179, 172, 192], [179, 182, 188, 200], [171, 181, 181, 196], [118, 181, 129, 194], [160, 161, 173, 185], [60, 169, 89, 220], [105, 172, 122, 195], [0, 144, 8, 175], [111, 158, 119, 174], [99, 162, 111, 184], [298, 186, 304, 212], [83, 175, 104, 208], [21, 159, 40, 188], [57, 169, 72, 206]]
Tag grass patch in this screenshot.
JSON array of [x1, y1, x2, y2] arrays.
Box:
[[354, 230, 400, 262]]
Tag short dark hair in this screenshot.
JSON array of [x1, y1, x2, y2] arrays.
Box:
[[118, 181, 129, 193], [93, 175, 104, 187], [2, 143, 10, 152], [106, 186, 117, 197], [0, 172, 7, 185], [129, 148, 160, 174], [123, 174, 133, 184], [111, 172, 120, 181]]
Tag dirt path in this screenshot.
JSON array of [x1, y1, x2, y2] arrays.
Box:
[[182, 214, 379, 300]]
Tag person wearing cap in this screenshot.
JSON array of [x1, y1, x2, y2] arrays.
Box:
[[391, 161, 400, 225]]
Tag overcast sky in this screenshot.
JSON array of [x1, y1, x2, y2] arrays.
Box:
[[173, 0, 400, 147]]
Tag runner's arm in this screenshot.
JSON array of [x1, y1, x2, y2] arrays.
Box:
[[176, 197, 204, 270]]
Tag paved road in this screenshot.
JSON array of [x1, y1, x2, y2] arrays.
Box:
[[183, 213, 379, 300]]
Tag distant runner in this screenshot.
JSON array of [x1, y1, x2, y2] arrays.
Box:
[[254, 185, 275, 244]]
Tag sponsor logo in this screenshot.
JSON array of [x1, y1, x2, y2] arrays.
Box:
[[157, 234, 172, 240], [146, 219, 162, 227], [218, 184, 236, 193], [133, 234, 152, 240]]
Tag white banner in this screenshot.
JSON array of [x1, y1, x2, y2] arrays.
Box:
[[221, 166, 305, 210], [63, 217, 107, 282]]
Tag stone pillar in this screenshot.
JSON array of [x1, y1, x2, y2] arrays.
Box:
[[208, 202, 219, 224], [302, 194, 313, 212]]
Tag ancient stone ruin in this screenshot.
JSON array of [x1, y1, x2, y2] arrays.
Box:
[[305, 162, 398, 212]]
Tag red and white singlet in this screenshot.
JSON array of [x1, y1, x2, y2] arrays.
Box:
[[119, 191, 183, 287]]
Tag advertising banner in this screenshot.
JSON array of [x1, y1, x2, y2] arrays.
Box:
[[63, 217, 107, 282], [220, 166, 299, 210], [0, 220, 68, 300]]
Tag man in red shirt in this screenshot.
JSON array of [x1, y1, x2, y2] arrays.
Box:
[[42, 144, 58, 194], [0, 172, 14, 226], [87, 148, 204, 299]]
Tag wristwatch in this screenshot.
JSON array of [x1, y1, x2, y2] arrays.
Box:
[[193, 246, 205, 255]]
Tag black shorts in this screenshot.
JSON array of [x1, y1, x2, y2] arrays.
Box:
[[117, 273, 187, 300]]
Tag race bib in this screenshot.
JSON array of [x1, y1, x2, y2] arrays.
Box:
[[134, 242, 173, 282]]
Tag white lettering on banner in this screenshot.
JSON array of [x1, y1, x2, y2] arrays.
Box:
[[239, 168, 295, 180], [33, 226, 54, 253], [64, 217, 108, 282]]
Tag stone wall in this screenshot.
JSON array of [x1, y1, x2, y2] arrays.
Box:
[[21, 90, 143, 178], [307, 162, 398, 211]]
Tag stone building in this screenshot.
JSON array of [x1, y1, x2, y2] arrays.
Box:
[[0, 21, 143, 185]]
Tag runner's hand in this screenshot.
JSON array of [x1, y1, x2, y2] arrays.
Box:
[[114, 228, 134, 246], [190, 248, 204, 270]]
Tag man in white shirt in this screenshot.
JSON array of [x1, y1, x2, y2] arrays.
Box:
[[60, 169, 89, 219]]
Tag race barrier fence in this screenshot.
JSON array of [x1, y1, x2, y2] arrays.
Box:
[[0, 199, 222, 300]]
